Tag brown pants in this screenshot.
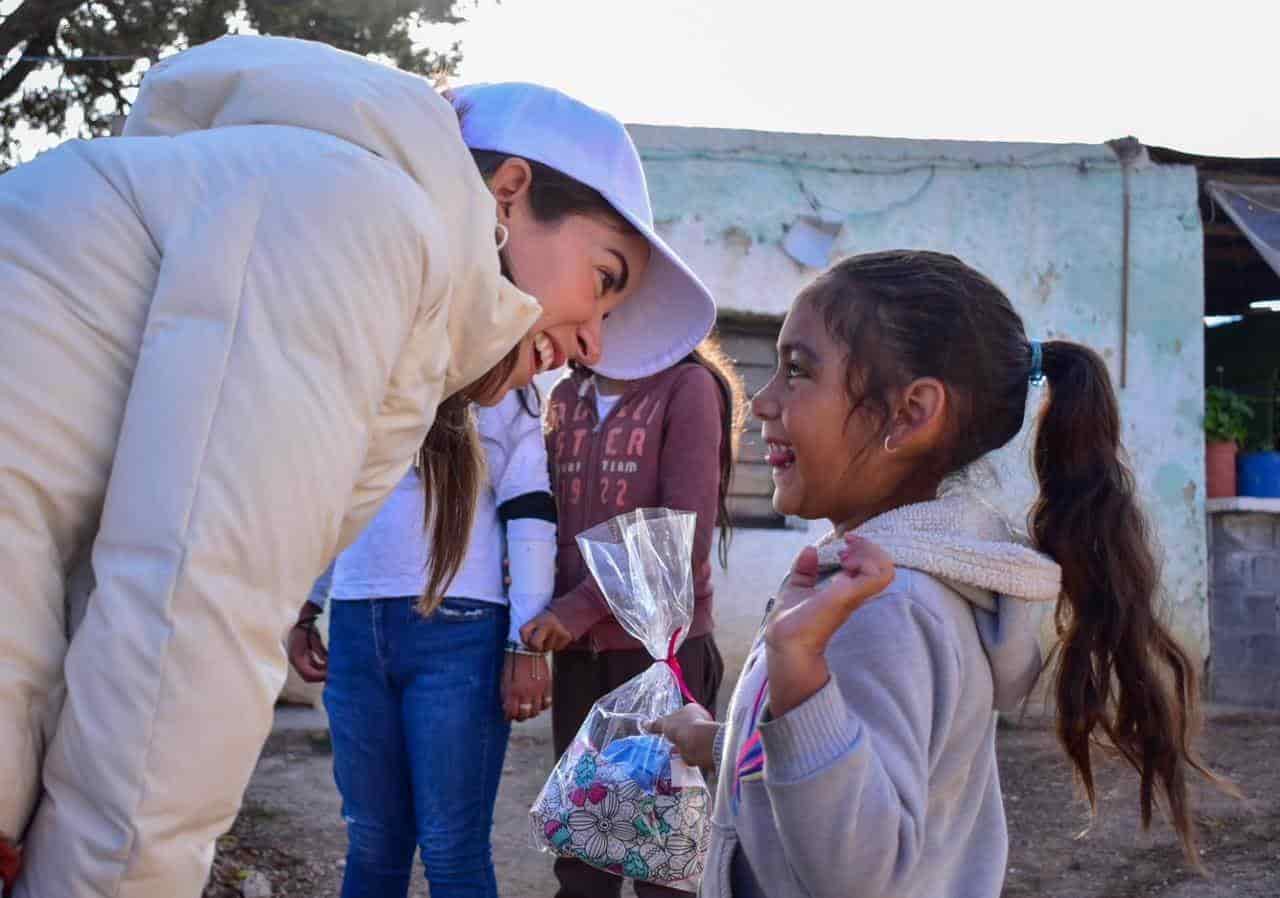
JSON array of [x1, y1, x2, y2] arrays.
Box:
[[550, 635, 725, 898]]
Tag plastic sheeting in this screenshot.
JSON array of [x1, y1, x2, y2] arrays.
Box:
[[1208, 181, 1280, 280]]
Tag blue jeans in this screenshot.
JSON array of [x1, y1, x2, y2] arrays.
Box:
[[325, 597, 511, 898]]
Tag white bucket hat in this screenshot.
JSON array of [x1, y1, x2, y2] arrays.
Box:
[[449, 82, 716, 380]]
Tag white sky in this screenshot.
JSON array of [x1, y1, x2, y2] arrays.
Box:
[[5, 0, 1277, 158], [441, 0, 1278, 157]]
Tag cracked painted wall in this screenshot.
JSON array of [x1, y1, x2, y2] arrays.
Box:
[[626, 124, 1208, 675]]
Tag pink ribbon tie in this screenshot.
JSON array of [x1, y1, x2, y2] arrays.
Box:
[[664, 627, 697, 703]]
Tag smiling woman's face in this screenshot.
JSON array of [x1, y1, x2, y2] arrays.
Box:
[[507, 211, 651, 383], [477, 158, 651, 401]]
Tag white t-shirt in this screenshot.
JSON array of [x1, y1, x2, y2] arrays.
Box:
[[595, 389, 623, 424], [308, 390, 556, 644]]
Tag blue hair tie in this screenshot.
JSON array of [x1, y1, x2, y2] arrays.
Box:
[[1028, 340, 1045, 386]]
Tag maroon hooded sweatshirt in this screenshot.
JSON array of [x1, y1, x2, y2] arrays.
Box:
[[546, 361, 724, 653]]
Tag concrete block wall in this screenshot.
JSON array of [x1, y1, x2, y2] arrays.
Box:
[[1209, 504, 1280, 708]]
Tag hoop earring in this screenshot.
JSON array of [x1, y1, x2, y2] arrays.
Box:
[[883, 435, 898, 454], [495, 222, 510, 252]]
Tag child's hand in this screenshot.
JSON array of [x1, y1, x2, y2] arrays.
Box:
[[765, 536, 894, 716], [767, 535, 895, 655], [650, 703, 719, 771], [286, 601, 328, 683], [520, 610, 573, 652], [502, 651, 551, 722]]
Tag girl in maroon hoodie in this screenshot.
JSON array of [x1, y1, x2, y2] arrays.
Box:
[[522, 339, 743, 898]]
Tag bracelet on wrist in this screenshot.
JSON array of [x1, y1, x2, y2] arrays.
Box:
[[505, 640, 549, 658]]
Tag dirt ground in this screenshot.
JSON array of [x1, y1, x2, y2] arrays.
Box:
[[204, 706, 1280, 898]]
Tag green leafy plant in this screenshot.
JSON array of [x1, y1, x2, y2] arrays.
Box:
[[1240, 371, 1280, 453], [1205, 386, 1254, 445], [0, 0, 467, 168]]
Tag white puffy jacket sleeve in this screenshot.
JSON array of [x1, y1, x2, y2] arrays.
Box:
[[17, 142, 474, 898]]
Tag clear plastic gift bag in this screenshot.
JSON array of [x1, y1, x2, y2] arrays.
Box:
[[529, 508, 711, 892]]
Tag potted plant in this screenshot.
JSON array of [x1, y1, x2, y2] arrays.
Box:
[[1238, 371, 1280, 498], [1205, 386, 1252, 498]]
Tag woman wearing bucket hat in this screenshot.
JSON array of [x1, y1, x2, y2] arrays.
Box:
[[0, 34, 713, 898]]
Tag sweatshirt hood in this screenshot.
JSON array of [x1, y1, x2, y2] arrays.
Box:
[[123, 34, 540, 397], [817, 494, 1059, 711]]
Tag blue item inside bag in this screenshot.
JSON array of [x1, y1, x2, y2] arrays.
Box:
[[600, 734, 672, 792]]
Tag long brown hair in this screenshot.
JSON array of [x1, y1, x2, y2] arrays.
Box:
[[415, 348, 519, 614], [1031, 342, 1225, 864], [686, 335, 747, 568], [804, 249, 1221, 864]]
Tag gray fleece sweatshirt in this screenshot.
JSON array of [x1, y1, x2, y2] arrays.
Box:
[[702, 495, 1060, 898]]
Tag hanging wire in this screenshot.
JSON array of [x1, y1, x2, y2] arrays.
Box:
[[837, 167, 936, 220], [641, 146, 1120, 178], [13, 54, 150, 62], [641, 144, 1124, 226]]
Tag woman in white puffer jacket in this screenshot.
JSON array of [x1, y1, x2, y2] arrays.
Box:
[[0, 35, 714, 898]]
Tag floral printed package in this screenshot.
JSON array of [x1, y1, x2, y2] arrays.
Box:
[[529, 509, 711, 892], [532, 735, 710, 888]]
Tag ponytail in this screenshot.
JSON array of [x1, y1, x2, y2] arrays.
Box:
[[416, 346, 520, 613], [1031, 340, 1221, 864]]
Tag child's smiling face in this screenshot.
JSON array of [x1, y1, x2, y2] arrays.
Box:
[[753, 285, 956, 529], [751, 295, 885, 526]]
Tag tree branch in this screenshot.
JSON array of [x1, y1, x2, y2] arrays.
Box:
[[0, 26, 56, 105], [0, 0, 86, 62], [2, 0, 467, 158]]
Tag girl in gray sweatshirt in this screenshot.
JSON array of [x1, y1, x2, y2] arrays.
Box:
[[657, 250, 1219, 898]]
